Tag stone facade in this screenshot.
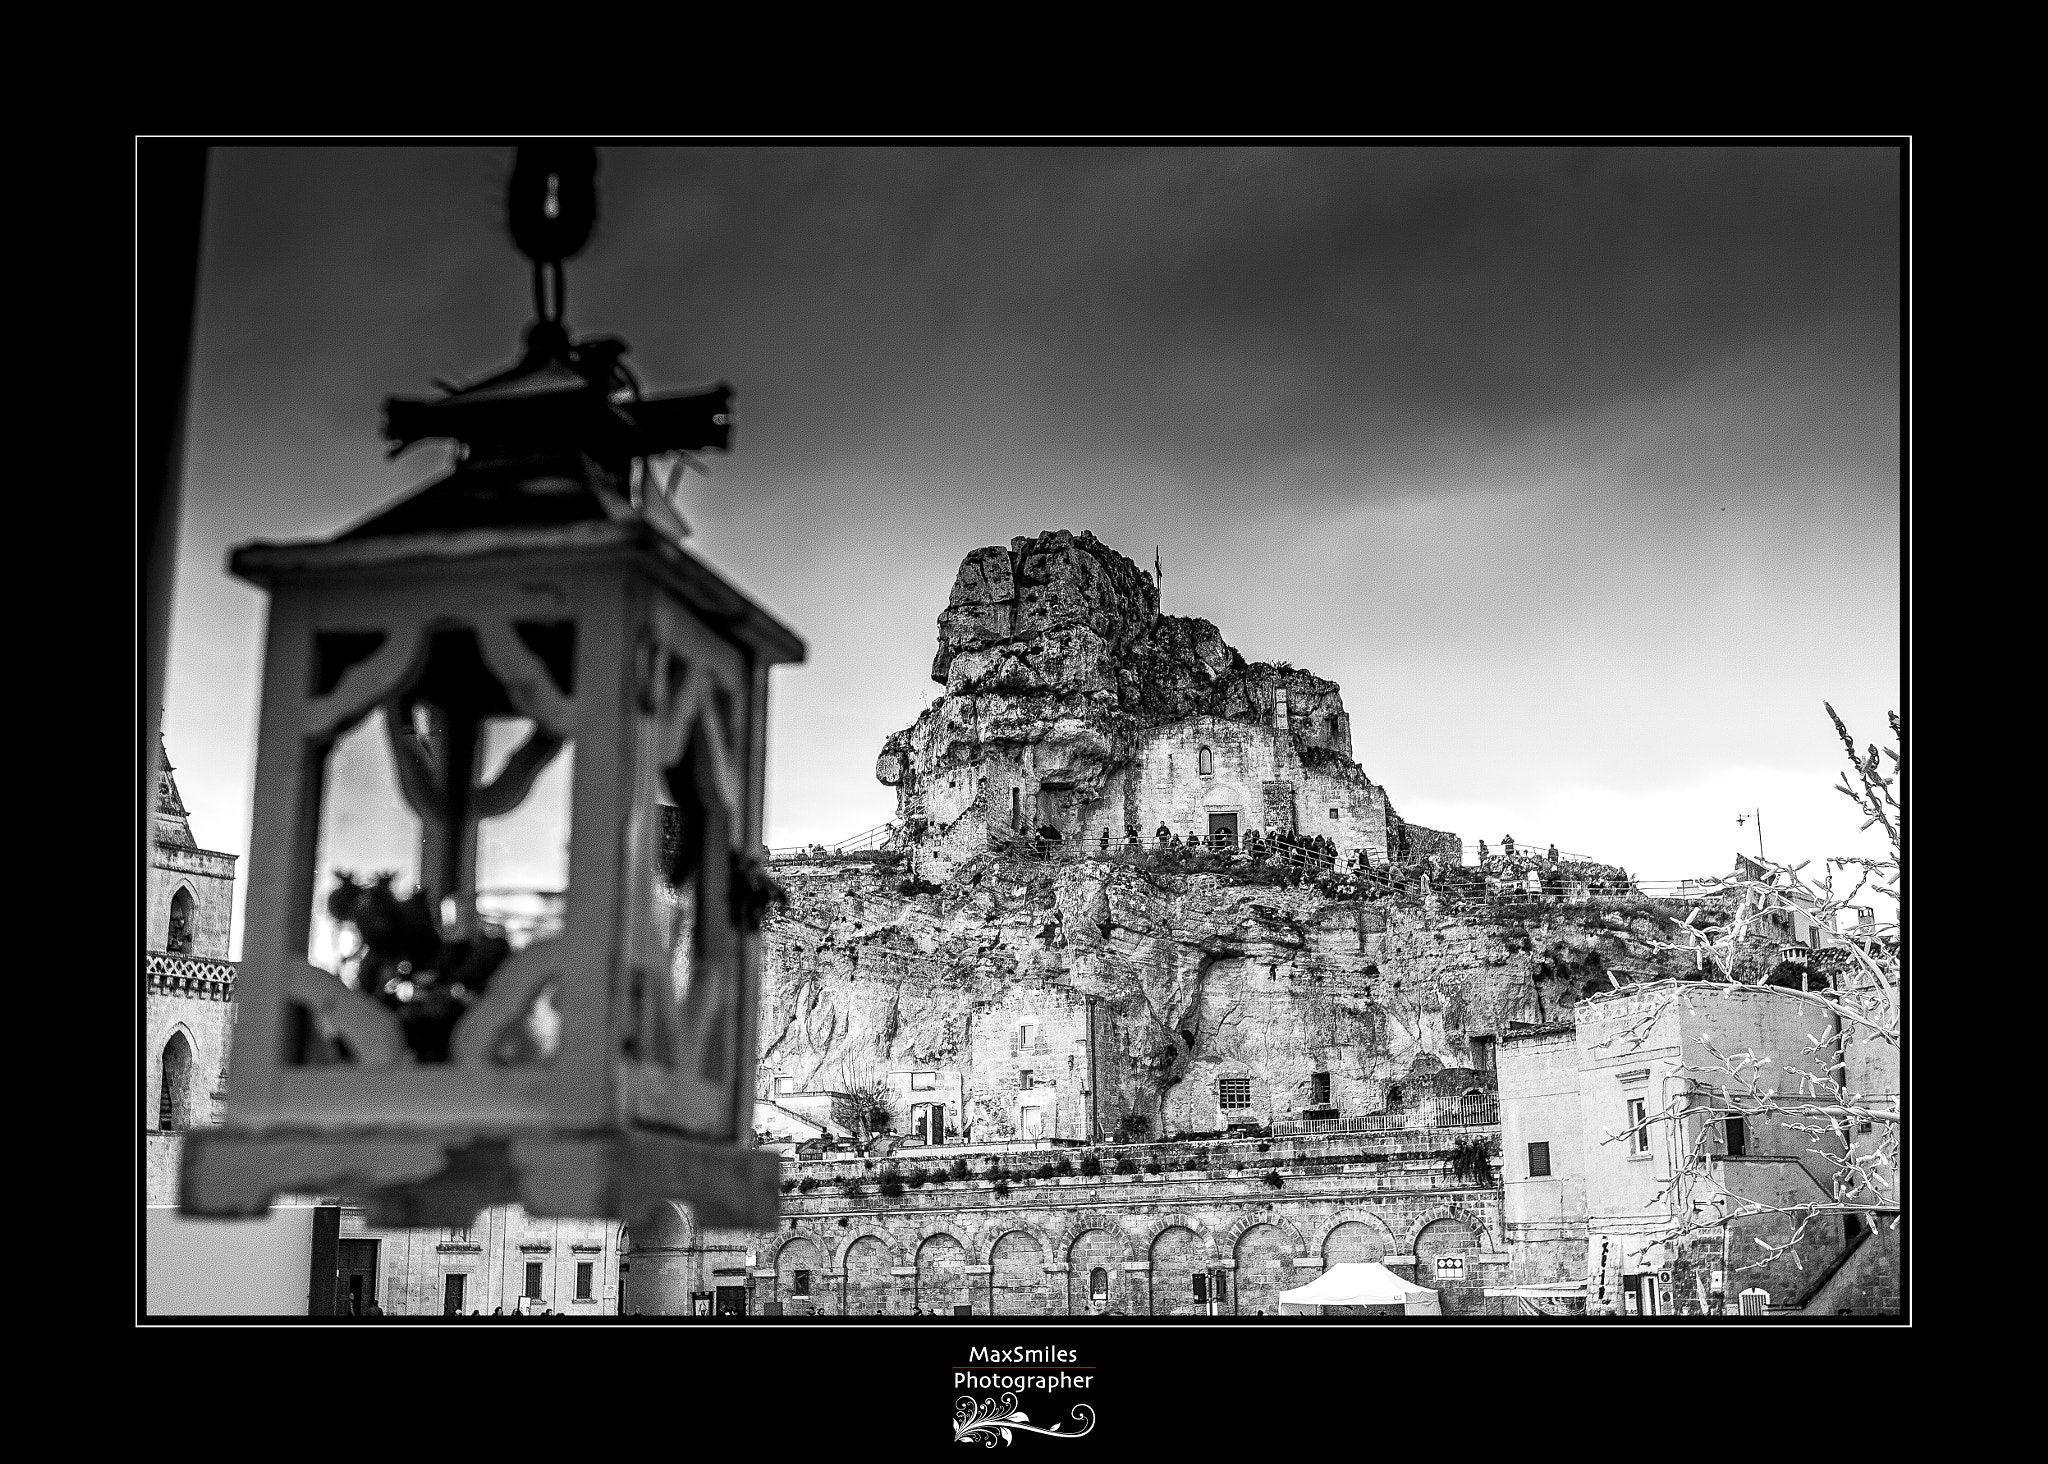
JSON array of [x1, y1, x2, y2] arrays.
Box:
[[1497, 983, 1900, 1316], [1496, 1023, 1586, 1286], [335, 1206, 629, 1315], [734, 1134, 1508, 1316], [145, 745, 239, 1207], [749, 852, 1621, 1156]]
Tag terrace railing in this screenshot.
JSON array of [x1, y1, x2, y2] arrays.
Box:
[[145, 950, 237, 1000]]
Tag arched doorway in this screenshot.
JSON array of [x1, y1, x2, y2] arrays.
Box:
[[1068, 1230, 1124, 1314], [158, 1032, 194, 1132], [989, 1230, 1045, 1315], [624, 1202, 695, 1315], [843, 1235, 892, 1315], [1149, 1226, 1204, 1316], [1233, 1224, 1295, 1316], [1321, 1220, 1394, 1316], [778, 1236, 825, 1316], [1322, 1220, 1388, 1267], [1415, 1217, 1488, 1316], [917, 1233, 968, 1314]]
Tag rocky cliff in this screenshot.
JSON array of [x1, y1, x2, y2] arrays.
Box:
[[755, 845, 1681, 1145], [877, 530, 1354, 823]]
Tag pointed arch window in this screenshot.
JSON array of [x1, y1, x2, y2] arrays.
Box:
[[167, 888, 195, 954], [1197, 746, 1213, 777], [159, 1032, 194, 1131]]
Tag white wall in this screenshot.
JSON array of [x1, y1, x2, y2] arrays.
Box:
[[146, 1205, 316, 1316]]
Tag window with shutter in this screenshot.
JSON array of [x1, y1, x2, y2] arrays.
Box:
[[1627, 1098, 1650, 1154], [577, 1262, 593, 1300], [526, 1262, 544, 1300], [1528, 1141, 1551, 1177]]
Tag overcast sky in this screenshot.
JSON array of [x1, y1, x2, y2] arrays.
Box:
[[162, 145, 1902, 957]]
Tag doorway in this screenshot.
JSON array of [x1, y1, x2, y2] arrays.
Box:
[[337, 1239, 379, 1316], [1633, 1275, 1661, 1315], [1207, 812, 1239, 847], [715, 1285, 748, 1316], [912, 1102, 942, 1145]]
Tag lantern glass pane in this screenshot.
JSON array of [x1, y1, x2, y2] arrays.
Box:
[[309, 706, 423, 979], [303, 626, 572, 1066], [473, 716, 574, 954]]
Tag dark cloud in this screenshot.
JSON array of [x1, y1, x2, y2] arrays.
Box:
[[170, 145, 1902, 942]]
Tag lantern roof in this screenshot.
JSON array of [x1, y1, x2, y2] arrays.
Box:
[[227, 313, 803, 668]]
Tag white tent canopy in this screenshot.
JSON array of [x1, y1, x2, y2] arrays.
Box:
[[1278, 1263, 1443, 1316]]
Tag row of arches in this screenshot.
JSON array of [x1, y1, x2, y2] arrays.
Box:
[[765, 1209, 1493, 1316]]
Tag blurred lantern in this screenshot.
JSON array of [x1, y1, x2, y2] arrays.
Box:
[[182, 147, 804, 1229]]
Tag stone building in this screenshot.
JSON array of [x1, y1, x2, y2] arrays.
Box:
[[878, 531, 1458, 881], [1497, 981, 1899, 1316], [736, 1130, 1508, 1316], [146, 742, 239, 1206]]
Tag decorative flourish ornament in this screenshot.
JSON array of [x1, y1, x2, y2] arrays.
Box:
[[952, 1394, 1097, 1446]]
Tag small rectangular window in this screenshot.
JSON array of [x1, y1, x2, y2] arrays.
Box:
[[576, 1262, 594, 1300], [794, 1269, 812, 1296], [525, 1262, 544, 1300], [1627, 1098, 1650, 1154], [911, 1071, 937, 1091], [1328, 807, 1340, 819], [773, 1076, 794, 1094], [1528, 1141, 1552, 1177], [1469, 1035, 1496, 1072], [1019, 1070, 1033, 1090], [1310, 1071, 1331, 1106], [1219, 1077, 1252, 1110]]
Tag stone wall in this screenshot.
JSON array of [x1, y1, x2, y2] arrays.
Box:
[[339, 1206, 627, 1315], [742, 1144, 1508, 1315], [752, 855, 1623, 1157], [1497, 1024, 1586, 1285], [144, 966, 236, 1173], [148, 844, 238, 958], [1796, 1212, 1901, 1315], [1395, 822, 1464, 866], [1129, 718, 1392, 864]]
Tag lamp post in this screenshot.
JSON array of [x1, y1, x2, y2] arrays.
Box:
[[182, 147, 804, 1232]]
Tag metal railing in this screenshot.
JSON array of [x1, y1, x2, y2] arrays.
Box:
[[1271, 1098, 1498, 1137], [768, 824, 896, 861]]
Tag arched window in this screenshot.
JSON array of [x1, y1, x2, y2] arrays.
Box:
[[1090, 1268, 1108, 1305], [167, 888, 195, 954], [159, 1032, 194, 1132], [1197, 746, 1213, 777]]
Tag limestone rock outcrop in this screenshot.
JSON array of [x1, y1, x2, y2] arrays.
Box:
[[755, 849, 1678, 1144], [885, 531, 1374, 868]]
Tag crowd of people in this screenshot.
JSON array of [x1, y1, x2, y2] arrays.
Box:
[[1004, 821, 1635, 906]]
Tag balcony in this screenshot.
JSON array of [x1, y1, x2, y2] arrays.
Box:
[[144, 950, 236, 1001]]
